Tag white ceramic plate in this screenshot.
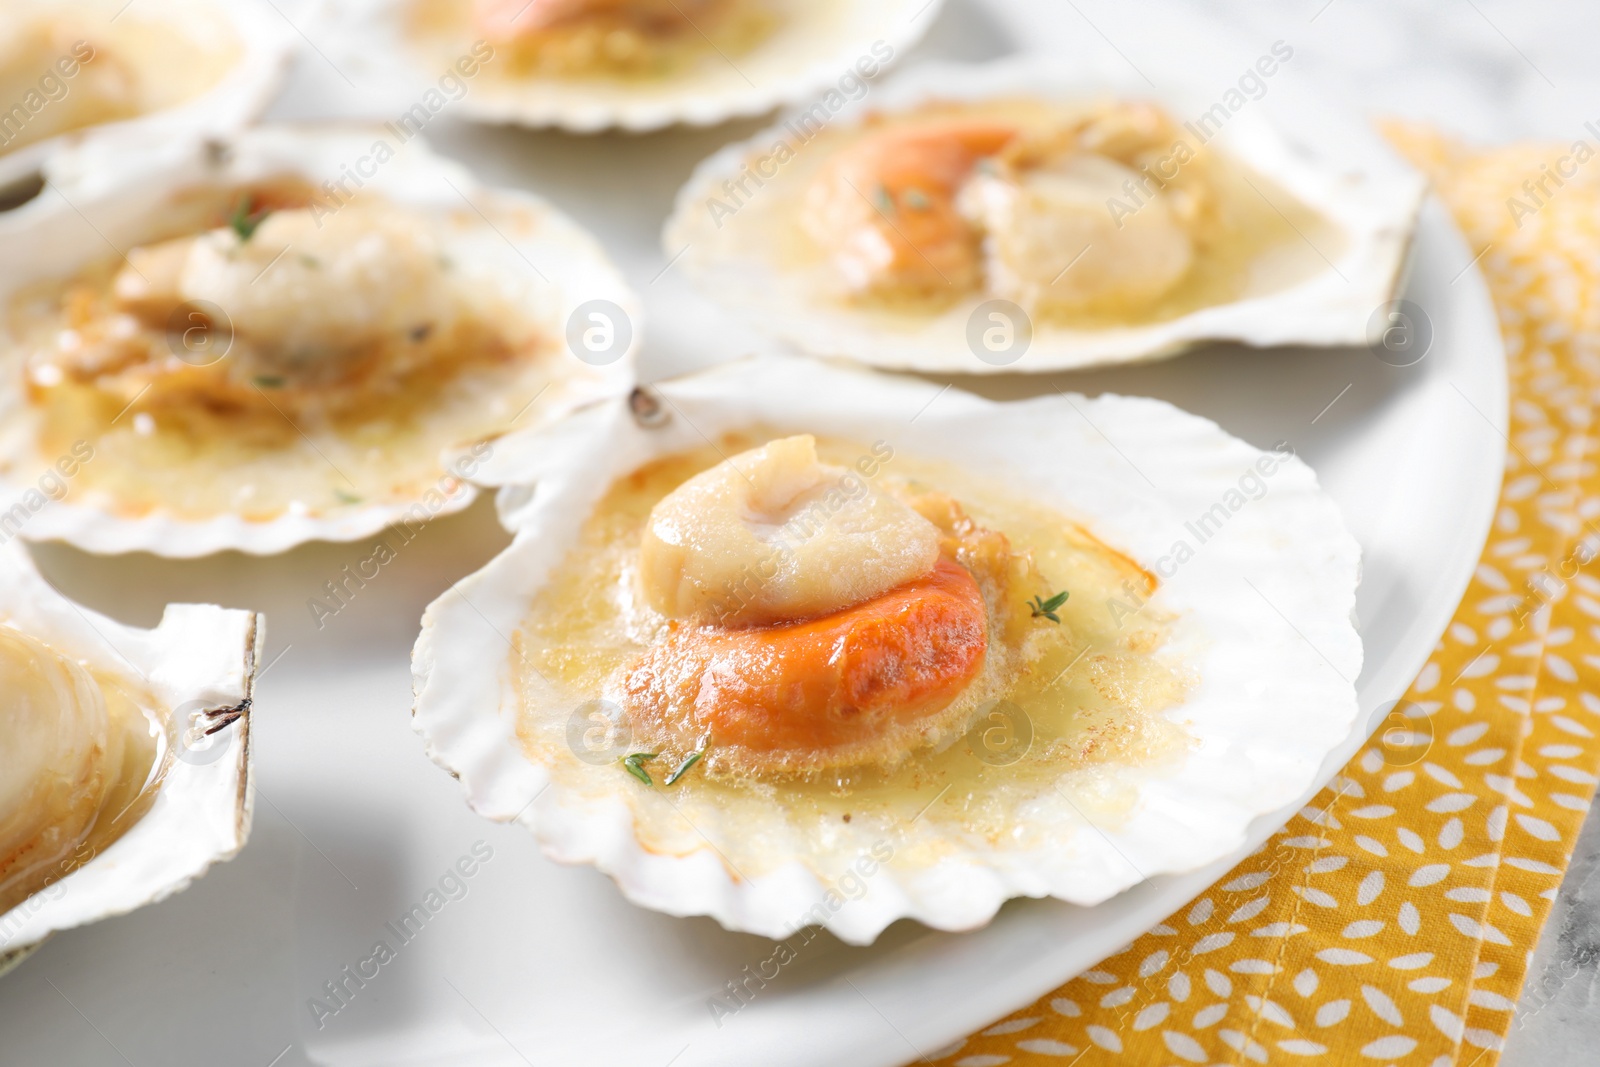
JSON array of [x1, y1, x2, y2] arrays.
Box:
[[0, 3, 1506, 1066]]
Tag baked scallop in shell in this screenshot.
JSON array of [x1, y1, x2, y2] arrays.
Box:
[[0, 538, 260, 966], [664, 59, 1426, 373], [317, 0, 943, 132], [0, 126, 638, 557], [412, 355, 1362, 944], [0, 0, 293, 190]]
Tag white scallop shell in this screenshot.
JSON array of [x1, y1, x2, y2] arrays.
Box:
[[412, 354, 1363, 945], [0, 124, 638, 557], [314, 0, 944, 133], [0, 0, 294, 190], [0, 538, 261, 960], [664, 58, 1427, 374]]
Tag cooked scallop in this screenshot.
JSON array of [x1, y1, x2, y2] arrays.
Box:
[[665, 59, 1424, 373], [0, 539, 258, 961], [0, 628, 118, 914], [0, 126, 637, 557], [0, 0, 292, 187], [959, 153, 1197, 312], [638, 434, 941, 627], [412, 355, 1363, 944], [801, 120, 1017, 298]]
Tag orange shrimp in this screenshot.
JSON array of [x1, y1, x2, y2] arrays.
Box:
[[801, 120, 1019, 298], [620, 559, 989, 774]]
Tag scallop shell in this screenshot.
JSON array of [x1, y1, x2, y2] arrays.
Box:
[[0, 538, 261, 960], [315, 0, 944, 133], [411, 354, 1363, 944], [0, 125, 638, 557], [0, 0, 294, 190], [664, 58, 1427, 374]]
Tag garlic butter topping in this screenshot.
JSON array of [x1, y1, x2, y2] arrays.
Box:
[[639, 434, 940, 627]]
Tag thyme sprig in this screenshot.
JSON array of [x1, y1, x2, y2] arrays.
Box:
[[623, 744, 707, 787], [622, 752, 657, 785], [1029, 590, 1070, 623], [664, 748, 705, 786], [228, 194, 272, 243]]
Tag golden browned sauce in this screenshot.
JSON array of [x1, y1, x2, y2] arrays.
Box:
[[511, 433, 1192, 877]]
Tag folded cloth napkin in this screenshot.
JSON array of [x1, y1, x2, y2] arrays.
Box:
[[931, 124, 1600, 1067]]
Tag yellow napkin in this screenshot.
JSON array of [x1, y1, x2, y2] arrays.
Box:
[[933, 125, 1600, 1066]]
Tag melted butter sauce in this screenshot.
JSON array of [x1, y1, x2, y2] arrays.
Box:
[[513, 433, 1194, 878]]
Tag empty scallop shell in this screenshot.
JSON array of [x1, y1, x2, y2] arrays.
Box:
[[0, 538, 261, 962], [0, 0, 294, 190], [412, 354, 1362, 944], [314, 0, 945, 133], [0, 125, 638, 557], [664, 58, 1426, 373]]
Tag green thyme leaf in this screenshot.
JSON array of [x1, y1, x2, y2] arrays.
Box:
[[622, 752, 658, 785], [253, 375, 285, 389], [902, 187, 930, 210], [871, 183, 895, 214], [664, 748, 705, 786], [229, 195, 271, 243], [1030, 590, 1070, 623], [334, 489, 362, 505]]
